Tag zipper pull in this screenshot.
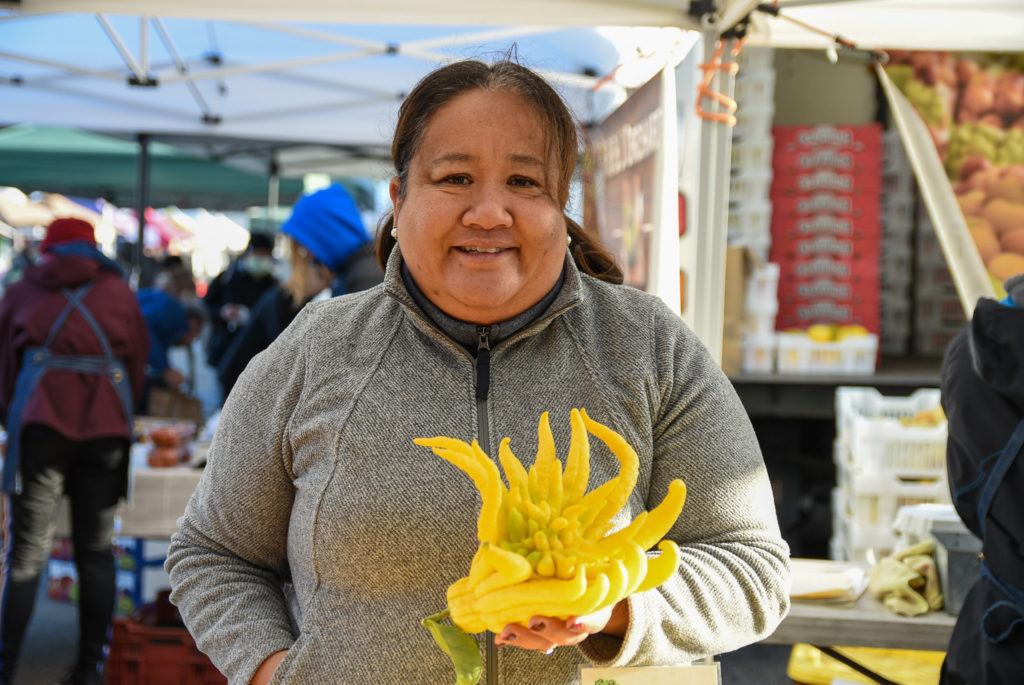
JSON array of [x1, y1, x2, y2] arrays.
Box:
[[476, 326, 491, 401]]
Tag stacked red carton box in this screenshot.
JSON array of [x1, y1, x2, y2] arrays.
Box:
[[769, 123, 882, 333]]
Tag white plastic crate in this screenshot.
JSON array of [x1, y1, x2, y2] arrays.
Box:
[[734, 67, 776, 105], [732, 102, 774, 141], [741, 332, 776, 374], [727, 200, 772, 244], [775, 332, 878, 375], [745, 261, 780, 315], [830, 496, 896, 563], [834, 449, 951, 530], [728, 167, 773, 206], [744, 311, 777, 337], [730, 133, 775, 170], [835, 387, 947, 478], [735, 46, 774, 70]]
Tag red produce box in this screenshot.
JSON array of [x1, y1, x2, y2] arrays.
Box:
[[774, 256, 879, 282], [777, 275, 880, 303], [773, 147, 882, 176], [773, 123, 883, 153], [772, 192, 880, 219], [776, 300, 880, 332], [770, 232, 881, 262], [772, 168, 882, 195], [771, 212, 881, 241]]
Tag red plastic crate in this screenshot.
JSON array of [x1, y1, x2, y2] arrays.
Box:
[[771, 168, 881, 195], [771, 192, 880, 219], [774, 255, 878, 282], [775, 256, 879, 284], [772, 123, 883, 152], [777, 277, 880, 303], [773, 147, 882, 175], [776, 299, 880, 332], [771, 212, 881, 241], [105, 617, 226, 685], [769, 232, 881, 262]]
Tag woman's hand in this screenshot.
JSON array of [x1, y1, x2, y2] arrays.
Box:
[[249, 650, 287, 685], [492, 599, 629, 653]]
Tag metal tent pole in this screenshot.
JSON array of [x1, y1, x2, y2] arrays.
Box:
[[134, 132, 151, 289], [691, 28, 736, 366]]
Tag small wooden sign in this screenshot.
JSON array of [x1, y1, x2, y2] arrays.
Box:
[[581, 663, 721, 685]]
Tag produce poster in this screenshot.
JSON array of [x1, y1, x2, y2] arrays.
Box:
[[885, 51, 1024, 293], [585, 71, 664, 293]]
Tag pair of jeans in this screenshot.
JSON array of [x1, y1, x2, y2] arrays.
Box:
[[0, 425, 126, 684]]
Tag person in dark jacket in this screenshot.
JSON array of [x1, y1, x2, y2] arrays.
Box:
[[216, 184, 382, 397], [202, 232, 277, 373], [136, 287, 203, 412], [0, 218, 150, 685], [940, 272, 1024, 685]]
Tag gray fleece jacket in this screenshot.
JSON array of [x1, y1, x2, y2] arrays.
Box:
[[166, 247, 790, 685]]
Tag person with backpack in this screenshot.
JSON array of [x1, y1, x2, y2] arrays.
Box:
[[940, 273, 1024, 684], [0, 218, 150, 684]]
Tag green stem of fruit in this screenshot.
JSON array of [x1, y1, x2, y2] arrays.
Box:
[[421, 607, 484, 685]]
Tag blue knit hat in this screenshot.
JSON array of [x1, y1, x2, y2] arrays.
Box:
[[281, 184, 370, 272]]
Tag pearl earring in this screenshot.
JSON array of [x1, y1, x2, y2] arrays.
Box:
[[390, 226, 398, 239], [566, 233, 572, 246]]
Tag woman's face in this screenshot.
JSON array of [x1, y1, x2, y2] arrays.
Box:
[[391, 89, 567, 325]]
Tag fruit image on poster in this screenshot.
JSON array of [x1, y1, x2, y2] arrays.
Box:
[[886, 51, 1024, 292]]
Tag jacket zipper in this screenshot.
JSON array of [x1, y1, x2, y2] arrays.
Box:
[[474, 326, 498, 685]]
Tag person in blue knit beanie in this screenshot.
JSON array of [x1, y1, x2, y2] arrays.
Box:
[[216, 183, 383, 397]]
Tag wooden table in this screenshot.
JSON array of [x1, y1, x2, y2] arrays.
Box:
[[763, 590, 957, 652]]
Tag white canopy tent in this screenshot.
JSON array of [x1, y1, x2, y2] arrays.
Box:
[[3, 0, 1023, 358]]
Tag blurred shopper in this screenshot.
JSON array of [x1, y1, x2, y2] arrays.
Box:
[[0, 218, 149, 684], [137, 284, 204, 413], [940, 273, 1024, 685], [153, 255, 197, 302], [202, 233, 277, 375], [216, 183, 381, 397]]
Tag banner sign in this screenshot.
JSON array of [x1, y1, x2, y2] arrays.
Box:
[[585, 67, 680, 314]]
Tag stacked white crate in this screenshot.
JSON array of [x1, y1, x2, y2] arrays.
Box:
[[914, 207, 967, 356], [728, 47, 775, 261], [830, 387, 951, 563], [879, 130, 914, 356], [729, 48, 780, 372]]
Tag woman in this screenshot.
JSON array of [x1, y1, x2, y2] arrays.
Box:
[[215, 183, 381, 397], [0, 218, 149, 684], [167, 59, 790, 684]]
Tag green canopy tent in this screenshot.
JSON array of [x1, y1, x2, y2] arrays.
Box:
[[0, 124, 304, 211]]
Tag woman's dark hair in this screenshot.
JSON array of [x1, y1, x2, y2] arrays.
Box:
[[376, 58, 622, 284]]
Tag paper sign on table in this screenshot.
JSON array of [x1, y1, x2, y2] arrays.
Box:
[[581, 663, 721, 685]]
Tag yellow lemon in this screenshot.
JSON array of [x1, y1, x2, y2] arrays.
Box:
[[835, 324, 870, 341], [807, 324, 837, 343]]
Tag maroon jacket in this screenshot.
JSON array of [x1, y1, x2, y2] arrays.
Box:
[[0, 253, 149, 441]]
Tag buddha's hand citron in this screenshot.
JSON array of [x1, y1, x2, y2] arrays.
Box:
[[416, 409, 686, 684]]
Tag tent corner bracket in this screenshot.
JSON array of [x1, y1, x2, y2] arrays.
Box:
[[127, 75, 159, 88]]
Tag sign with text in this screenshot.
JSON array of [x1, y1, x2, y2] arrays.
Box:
[[584, 66, 681, 315], [581, 663, 721, 685]]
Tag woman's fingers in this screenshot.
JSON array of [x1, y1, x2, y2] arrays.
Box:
[[494, 607, 614, 653]]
